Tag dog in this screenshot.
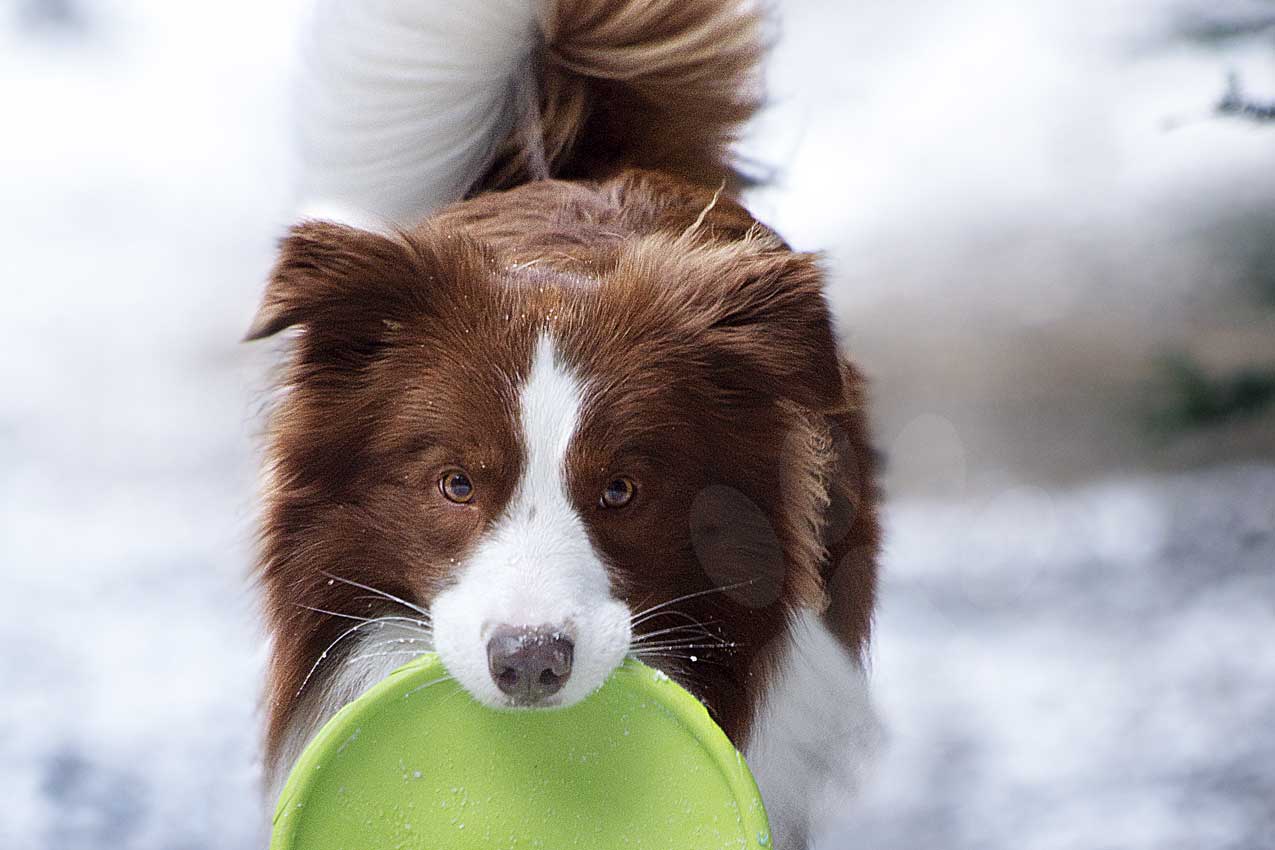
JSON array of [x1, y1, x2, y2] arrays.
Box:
[[247, 1, 882, 846]]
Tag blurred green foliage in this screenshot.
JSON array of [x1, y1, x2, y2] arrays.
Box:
[[1147, 354, 1275, 435]]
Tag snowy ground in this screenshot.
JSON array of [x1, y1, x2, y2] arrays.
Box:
[[841, 465, 1275, 850], [2, 1, 1272, 848]]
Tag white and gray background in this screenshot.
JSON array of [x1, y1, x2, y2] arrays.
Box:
[[2, 0, 1273, 847]]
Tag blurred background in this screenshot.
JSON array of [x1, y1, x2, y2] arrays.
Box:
[[2, 0, 1272, 847]]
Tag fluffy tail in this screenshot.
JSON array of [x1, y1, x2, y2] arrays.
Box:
[[295, 0, 763, 225]]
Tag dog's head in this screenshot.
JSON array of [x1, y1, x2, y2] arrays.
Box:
[[252, 217, 870, 761]]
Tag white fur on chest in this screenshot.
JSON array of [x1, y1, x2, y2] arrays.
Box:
[[746, 611, 882, 850], [268, 622, 430, 803]]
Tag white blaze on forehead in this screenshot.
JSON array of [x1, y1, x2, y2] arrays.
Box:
[[430, 333, 631, 707], [513, 334, 588, 533]]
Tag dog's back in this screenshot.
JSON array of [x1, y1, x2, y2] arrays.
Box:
[[253, 2, 882, 847]]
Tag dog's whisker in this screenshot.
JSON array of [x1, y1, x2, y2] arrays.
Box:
[[319, 572, 430, 619], [295, 621, 383, 699], [629, 640, 742, 652], [357, 634, 436, 657], [631, 624, 735, 648], [631, 622, 721, 644], [351, 594, 433, 621], [354, 637, 434, 659], [632, 609, 721, 632], [631, 592, 656, 621], [345, 649, 429, 666], [297, 604, 430, 629], [632, 633, 722, 649], [294, 615, 432, 699], [296, 609, 433, 645], [631, 646, 735, 658], [629, 579, 760, 627], [629, 650, 732, 668]]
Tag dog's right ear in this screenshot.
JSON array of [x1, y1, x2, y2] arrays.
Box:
[[244, 221, 426, 342]]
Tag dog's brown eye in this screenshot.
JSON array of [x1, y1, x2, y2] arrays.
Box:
[[600, 477, 635, 508], [439, 469, 474, 504]]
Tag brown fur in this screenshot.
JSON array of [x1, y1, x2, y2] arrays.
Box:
[[250, 0, 878, 779], [477, 0, 763, 193]]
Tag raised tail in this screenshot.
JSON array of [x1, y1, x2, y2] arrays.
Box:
[[294, 0, 764, 224]]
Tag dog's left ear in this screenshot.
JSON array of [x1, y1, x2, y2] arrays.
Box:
[[697, 250, 846, 413]]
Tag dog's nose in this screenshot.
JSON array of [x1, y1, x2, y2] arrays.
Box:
[[486, 625, 574, 705]]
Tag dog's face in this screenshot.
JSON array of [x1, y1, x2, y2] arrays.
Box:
[[252, 220, 853, 755]]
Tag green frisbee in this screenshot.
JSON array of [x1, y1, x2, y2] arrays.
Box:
[[271, 654, 771, 850]]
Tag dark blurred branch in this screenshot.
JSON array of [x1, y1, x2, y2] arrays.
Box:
[[15, 0, 88, 34], [1217, 73, 1275, 122], [1147, 354, 1275, 436], [1173, 0, 1275, 44]]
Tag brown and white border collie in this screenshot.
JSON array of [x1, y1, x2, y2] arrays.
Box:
[[247, 1, 881, 846]]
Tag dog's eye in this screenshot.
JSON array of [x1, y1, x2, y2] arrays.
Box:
[[600, 477, 635, 509], [439, 469, 475, 504]]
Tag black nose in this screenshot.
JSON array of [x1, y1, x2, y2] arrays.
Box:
[[486, 625, 574, 705]]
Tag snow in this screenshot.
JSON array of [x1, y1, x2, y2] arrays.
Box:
[[1, 2, 302, 847], [1, 1, 1272, 848], [828, 465, 1275, 850]]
